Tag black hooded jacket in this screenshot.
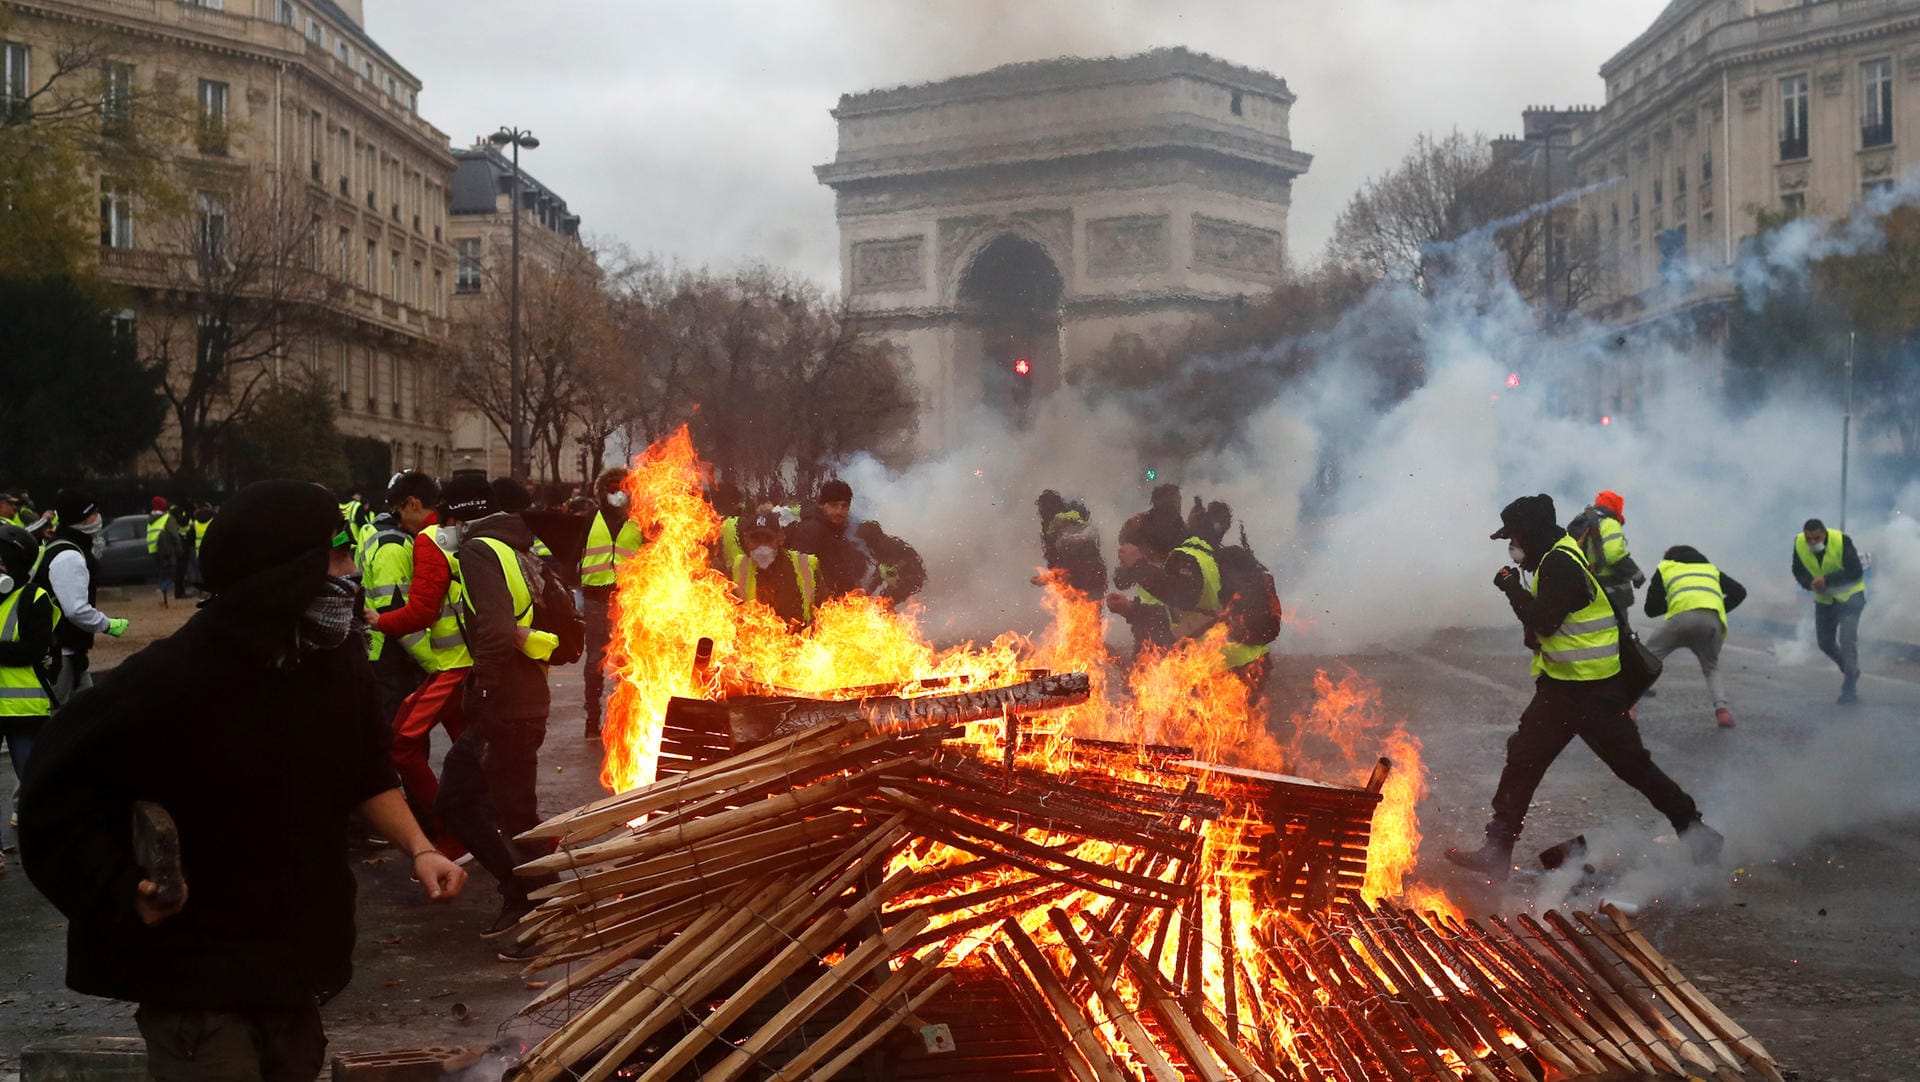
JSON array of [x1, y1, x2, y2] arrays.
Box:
[[788, 509, 870, 600], [459, 513, 560, 721], [1497, 524, 1603, 655], [20, 533, 398, 1010]]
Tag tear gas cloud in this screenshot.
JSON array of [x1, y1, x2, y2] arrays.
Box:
[[836, 171, 1920, 658]]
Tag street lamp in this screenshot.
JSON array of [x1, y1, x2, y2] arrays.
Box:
[[488, 126, 540, 482]]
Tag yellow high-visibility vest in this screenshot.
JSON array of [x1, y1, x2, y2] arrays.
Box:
[[1531, 535, 1623, 681], [732, 551, 818, 625], [1794, 529, 1866, 604], [1656, 559, 1727, 629], [417, 525, 471, 672], [0, 587, 53, 717], [362, 525, 413, 662], [580, 510, 641, 587]]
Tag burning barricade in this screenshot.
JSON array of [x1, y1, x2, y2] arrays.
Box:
[[496, 429, 1782, 1082]]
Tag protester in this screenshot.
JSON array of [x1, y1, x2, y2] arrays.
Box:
[[35, 491, 127, 703], [854, 519, 926, 606], [145, 497, 184, 606], [731, 509, 819, 628], [363, 471, 439, 727], [0, 491, 24, 529], [1446, 494, 1721, 881], [1033, 490, 1107, 596], [0, 523, 56, 869], [1106, 514, 1174, 658], [20, 480, 465, 1082], [788, 479, 870, 600], [578, 468, 642, 740], [440, 479, 577, 950], [1791, 517, 1866, 704], [1644, 545, 1747, 728]]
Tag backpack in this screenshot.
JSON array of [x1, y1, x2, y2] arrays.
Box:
[[493, 543, 587, 666], [1215, 542, 1282, 646]]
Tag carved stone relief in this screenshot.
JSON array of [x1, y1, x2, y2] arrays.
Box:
[[1819, 69, 1844, 97], [1739, 84, 1763, 111], [850, 236, 925, 292], [1191, 216, 1282, 279], [1904, 53, 1920, 81], [1777, 164, 1811, 192], [1085, 215, 1169, 277], [1861, 153, 1895, 179]]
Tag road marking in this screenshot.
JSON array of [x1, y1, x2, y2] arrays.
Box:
[[1403, 650, 1531, 702]]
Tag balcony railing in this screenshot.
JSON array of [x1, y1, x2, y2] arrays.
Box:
[[197, 121, 228, 155], [1779, 134, 1809, 161], [1862, 121, 1894, 148]]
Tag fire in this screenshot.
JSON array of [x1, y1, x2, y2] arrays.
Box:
[[594, 427, 1466, 1067]]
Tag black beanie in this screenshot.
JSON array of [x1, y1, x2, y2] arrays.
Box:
[[1490, 493, 1558, 541], [439, 474, 496, 522], [54, 490, 98, 525], [818, 479, 852, 504], [199, 480, 342, 592], [491, 477, 532, 513]]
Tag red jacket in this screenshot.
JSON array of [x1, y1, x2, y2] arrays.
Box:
[[373, 532, 450, 638]]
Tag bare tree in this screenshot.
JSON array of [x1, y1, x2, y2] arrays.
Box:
[[448, 241, 611, 482], [142, 175, 343, 483]]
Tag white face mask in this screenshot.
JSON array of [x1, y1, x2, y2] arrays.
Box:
[[1809, 541, 1827, 555], [0, 574, 13, 595], [606, 491, 630, 509], [1508, 542, 1526, 564], [436, 524, 464, 552], [750, 545, 777, 570], [74, 517, 104, 536]]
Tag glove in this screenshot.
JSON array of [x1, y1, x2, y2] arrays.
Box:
[[1631, 572, 1647, 588], [107, 617, 130, 637], [1493, 566, 1520, 593]]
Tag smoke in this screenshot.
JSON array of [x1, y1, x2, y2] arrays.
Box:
[[833, 170, 1920, 660], [1524, 711, 1920, 913]]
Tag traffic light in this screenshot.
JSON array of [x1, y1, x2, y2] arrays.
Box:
[[1144, 468, 1158, 482], [1013, 357, 1032, 377], [1011, 356, 1033, 412]]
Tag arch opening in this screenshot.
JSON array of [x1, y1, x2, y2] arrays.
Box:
[[956, 234, 1063, 423]]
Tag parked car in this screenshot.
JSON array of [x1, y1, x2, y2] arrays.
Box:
[[95, 513, 157, 586]]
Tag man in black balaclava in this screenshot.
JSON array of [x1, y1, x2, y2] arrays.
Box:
[[1445, 493, 1721, 882], [22, 480, 465, 1082]]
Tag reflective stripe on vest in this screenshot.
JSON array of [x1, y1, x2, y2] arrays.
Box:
[[1795, 529, 1866, 605], [733, 551, 817, 625], [0, 588, 52, 716], [1531, 535, 1623, 681], [473, 536, 553, 667], [419, 525, 471, 671], [1597, 515, 1630, 566], [362, 527, 413, 661], [581, 511, 641, 586], [1656, 559, 1727, 628]]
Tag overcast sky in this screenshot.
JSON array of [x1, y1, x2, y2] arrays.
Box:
[[366, 0, 1669, 287]]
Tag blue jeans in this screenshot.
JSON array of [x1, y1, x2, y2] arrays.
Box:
[[2, 716, 46, 844]]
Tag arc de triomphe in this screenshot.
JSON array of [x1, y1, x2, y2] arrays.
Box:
[[816, 47, 1313, 448]]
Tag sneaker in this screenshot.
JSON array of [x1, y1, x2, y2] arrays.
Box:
[[482, 901, 534, 939], [1715, 707, 1736, 728], [1838, 674, 1860, 705], [1683, 821, 1725, 866], [496, 936, 543, 964], [1443, 840, 1514, 883]]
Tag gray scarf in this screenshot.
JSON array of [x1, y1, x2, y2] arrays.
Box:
[[296, 575, 366, 658]]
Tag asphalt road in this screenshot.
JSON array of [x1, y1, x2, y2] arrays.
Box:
[[3, 613, 1917, 1080]]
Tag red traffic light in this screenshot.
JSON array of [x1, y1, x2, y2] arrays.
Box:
[[1013, 357, 1032, 376], [1505, 373, 1521, 388]]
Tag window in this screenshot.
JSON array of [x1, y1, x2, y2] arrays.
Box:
[[337, 128, 350, 192], [1780, 74, 1809, 160], [1865, 178, 1895, 200], [197, 79, 228, 153], [389, 250, 400, 299], [306, 16, 320, 42], [389, 355, 401, 415], [109, 311, 137, 366], [278, 0, 296, 26], [196, 316, 230, 378], [1701, 148, 1713, 184], [456, 238, 481, 292], [1675, 164, 1687, 194], [102, 61, 132, 134], [1610, 203, 1620, 231], [432, 268, 443, 315], [411, 259, 422, 305], [337, 226, 350, 275], [365, 239, 376, 288], [181, 0, 225, 9], [365, 347, 375, 410], [1631, 190, 1640, 218], [1863, 58, 1894, 147], [1781, 191, 1806, 215], [100, 179, 134, 248], [195, 191, 226, 265], [1229, 90, 1242, 116], [1653, 175, 1663, 206], [308, 214, 321, 269], [3, 42, 28, 123], [308, 109, 322, 180], [1657, 226, 1687, 278], [337, 343, 350, 407]]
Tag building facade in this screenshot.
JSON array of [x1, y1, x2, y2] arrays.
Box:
[[1, 0, 456, 482], [816, 48, 1312, 449], [1572, 0, 1920, 318], [445, 140, 585, 483]]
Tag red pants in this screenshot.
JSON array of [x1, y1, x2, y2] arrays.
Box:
[[391, 668, 470, 851]]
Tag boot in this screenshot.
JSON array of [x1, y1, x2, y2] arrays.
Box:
[[1715, 707, 1735, 728], [1683, 821, 1725, 866], [1837, 673, 1859, 705], [1444, 838, 1514, 882]]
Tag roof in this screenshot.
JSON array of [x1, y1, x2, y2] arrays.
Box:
[[834, 46, 1295, 117], [307, 0, 415, 87], [448, 146, 578, 228]]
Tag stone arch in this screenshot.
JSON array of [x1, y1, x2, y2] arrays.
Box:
[[953, 233, 1064, 422]]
